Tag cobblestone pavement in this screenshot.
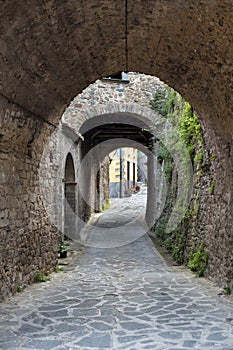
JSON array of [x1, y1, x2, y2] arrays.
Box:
[[0, 190, 233, 349]]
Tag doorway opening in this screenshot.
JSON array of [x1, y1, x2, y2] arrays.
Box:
[[64, 153, 76, 238]]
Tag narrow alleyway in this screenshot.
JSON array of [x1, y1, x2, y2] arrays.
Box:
[[0, 188, 233, 350], [81, 184, 148, 249]]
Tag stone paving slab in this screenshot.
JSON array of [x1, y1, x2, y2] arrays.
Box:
[[0, 233, 232, 350], [0, 192, 233, 349]]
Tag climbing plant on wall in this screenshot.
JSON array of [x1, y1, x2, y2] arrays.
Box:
[[150, 86, 203, 164], [150, 86, 205, 268]]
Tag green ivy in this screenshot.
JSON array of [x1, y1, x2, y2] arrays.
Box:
[[34, 271, 50, 283], [187, 244, 208, 277], [209, 180, 216, 194], [157, 142, 173, 183], [210, 152, 217, 161], [223, 286, 231, 295], [194, 150, 204, 164], [150, 86, 205, 267], [172, 232, 185, 264], [150, 86, 204, 164], [101, 197, 111, 212], [197, 168, 203, 178], [55, 266, 64, 273], [155, 215, 170, 241], [154, 216, 185, 264], [150, 88, 168, 116], [17, 285, 25, 293]]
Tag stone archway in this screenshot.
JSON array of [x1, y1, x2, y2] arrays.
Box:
[[1, 1, 233, 137], [0, 2, 233, 299]]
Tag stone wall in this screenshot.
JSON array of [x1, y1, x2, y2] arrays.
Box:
[[1, 71, 232, 301], [63, 72, 163, 132], [1, 0, 233, 142], [0, 96, 58, 300], [1, 1, 233, 300], [0, 93, 111, 300], [97, 157, 110, 212], [185, 126, 233, 289]]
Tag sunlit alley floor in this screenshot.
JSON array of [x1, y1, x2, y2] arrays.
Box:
[[0, 186, 233, 349]]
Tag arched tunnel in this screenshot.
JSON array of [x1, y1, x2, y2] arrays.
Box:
[[0, 1, 232, 299], [78, 119, 154, 224]]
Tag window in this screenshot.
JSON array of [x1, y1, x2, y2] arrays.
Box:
[[127, 161, 130, 182], [102, 72, 129, 83], [133, 163, 136, 186]]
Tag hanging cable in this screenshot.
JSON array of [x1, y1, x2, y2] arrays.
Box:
[[125, 0, 129, 72]]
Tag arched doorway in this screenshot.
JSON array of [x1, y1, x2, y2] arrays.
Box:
[[64, 153, 76, 238]]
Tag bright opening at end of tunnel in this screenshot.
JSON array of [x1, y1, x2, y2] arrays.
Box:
[[94, 147, 148, 228]]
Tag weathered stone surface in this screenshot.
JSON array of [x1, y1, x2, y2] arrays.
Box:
[[0, 1, 233, 140], [62, 73, 232, 290], [0, 0, 233, 298], [0, 97, 58, 301], [0, 69, 232, 300], [0, 197, 232, 349]]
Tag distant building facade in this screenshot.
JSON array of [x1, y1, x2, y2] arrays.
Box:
[[109, 147, 137, 198]]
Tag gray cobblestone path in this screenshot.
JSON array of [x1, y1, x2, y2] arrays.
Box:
[[0, 191, 233, 349]]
